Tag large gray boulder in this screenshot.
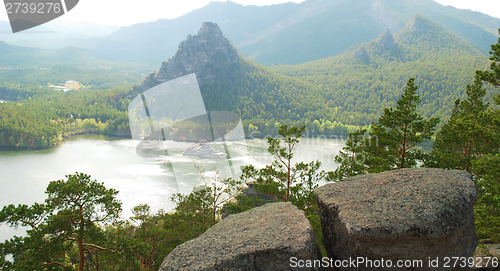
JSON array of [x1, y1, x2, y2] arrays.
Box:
[[315, 168, 477, 271], [159, 202, 321, 271]]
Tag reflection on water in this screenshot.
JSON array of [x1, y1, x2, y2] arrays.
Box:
[[0, 134, 344, 241]]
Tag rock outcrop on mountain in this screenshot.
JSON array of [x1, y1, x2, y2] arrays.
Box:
[[128, 22, 254, 113], [159, 202, 321, 271], [371, 28, 402, 60], [133, 22, 242, 93], [314, 168, 478, 271], [155, 22, 240, 84], [352, 47, 370, 62], [128, 22, 330, 128], [376, 29, 397, 50]]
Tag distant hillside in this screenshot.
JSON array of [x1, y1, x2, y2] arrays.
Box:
[[272, 15, 491, 125], [397, 14, 484, 56], [81, 0, 498, 65], [0, 20, 120, 49], [80, 1, 300, 63], [0, 41, 44, 64], [0, 41, 149, 93], [0, 40, 121, 68], [0, 40, 35, 55], [131, 17, 493, 136]]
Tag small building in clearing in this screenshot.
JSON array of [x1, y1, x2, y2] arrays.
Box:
[[64, 81, 80, 91]]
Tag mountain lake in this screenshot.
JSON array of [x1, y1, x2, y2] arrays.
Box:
[[0, 134, 345, 241]]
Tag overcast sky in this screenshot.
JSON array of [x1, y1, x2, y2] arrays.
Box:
[[0, 0, 499, 26]]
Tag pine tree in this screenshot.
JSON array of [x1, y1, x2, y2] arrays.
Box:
[[333, 78, 439, 181], [331, 129, 372, 180], [427, 30, 500, 242], [477, 29, 500, 87], [428, 79, 499, 242], [0, 172, 121, 271], [238, 125, 326, 209], [426, 76, 496, 170], [375, 78, 440, 168], [266, 125, 306, 202]]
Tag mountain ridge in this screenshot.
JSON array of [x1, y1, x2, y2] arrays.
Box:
[[129, 17, 492, 137], [78, 0, 497, 65], [271, 14, 491, 125], [129, 22, 340, 135], [396, 14, 484, 56], [0, 0, 496, 66]]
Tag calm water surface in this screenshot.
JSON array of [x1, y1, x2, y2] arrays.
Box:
[[0, 134, 345, 240]]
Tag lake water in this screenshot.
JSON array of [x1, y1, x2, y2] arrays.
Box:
[[0, 134, 345, 241]]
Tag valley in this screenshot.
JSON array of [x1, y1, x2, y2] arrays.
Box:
[[0, 0, 498, 269], [0, 11, 494, 149]]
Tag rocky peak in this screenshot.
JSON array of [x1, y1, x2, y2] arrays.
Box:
[[407, 14, 432, 32], [376, 28, 396, 48], [132, 22, 241, 93], [370, 28, 402, 60], [197, 22, 224, 40], [154, 22, 240, 84], [352, 47, 370, 62]]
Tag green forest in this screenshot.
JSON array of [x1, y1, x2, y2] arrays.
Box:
[[0, 63, 157, 148], [272, 16, 495, 126], [0, 29, 499, 270], [1, 18, 496, 149], [0, 89, 130, 148]]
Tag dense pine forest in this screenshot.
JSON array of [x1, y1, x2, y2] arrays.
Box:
[[0, 88, 130, 148], [272, 15, 495, 125]]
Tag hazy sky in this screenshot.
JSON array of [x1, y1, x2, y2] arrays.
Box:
[[0, 0, 499, 26]]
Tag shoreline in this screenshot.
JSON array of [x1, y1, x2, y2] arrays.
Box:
[[0, 128, 354, 151], [0, 131, 130, 151]]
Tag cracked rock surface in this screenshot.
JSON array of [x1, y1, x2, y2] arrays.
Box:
[[315, 168, 478, 271], [159, 202, 321, 271]]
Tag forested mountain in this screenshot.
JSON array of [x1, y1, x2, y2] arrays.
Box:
[[78, 1, 297, 63], [130, 22, 349, 136], [131, 16, 490, 137], [79, 0, 498, 65], [0, 4, 497, 146], [1, 0, 497, 66], [272, 15, 492, 125]]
